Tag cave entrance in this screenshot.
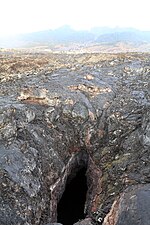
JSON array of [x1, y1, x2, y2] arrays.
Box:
[[57, 166, 88, 225]]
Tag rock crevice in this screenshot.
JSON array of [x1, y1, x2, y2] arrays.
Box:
[[0, 52, 150, 225]]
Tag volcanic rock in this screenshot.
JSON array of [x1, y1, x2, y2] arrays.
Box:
[[0, 51, 149, 225]]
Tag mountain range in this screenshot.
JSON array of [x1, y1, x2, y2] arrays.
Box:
[[0, 25, 150, 49]]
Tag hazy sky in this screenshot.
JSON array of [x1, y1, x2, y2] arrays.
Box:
[[0, 0, 150, 36]]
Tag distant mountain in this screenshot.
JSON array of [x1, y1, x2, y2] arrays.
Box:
[[90, 27, 139, 36], [29, 25, 94, 43], [95, 31, 150, 44], [0, 26, 94, 48], [0, 25, 150, 48]]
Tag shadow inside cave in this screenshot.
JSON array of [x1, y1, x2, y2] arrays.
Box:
[[57, 167, 88, 225]]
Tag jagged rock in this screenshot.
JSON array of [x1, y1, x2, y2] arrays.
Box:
[[102, 184, 150, 225], [73, 218, 93, 225], [0, 51, 150, 225], [45, 223, 63, 225]]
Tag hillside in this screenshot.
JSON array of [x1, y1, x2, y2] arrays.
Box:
[[0, 26, 150, 52]]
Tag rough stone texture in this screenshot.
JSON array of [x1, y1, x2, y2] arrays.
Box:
[[45, 223, 63, 225], [73, 218, 93, 225], [102, 184, 150, 225], [0, 52, 150, 225]]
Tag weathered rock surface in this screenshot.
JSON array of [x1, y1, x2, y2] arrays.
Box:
[[73, 218, 93, 225], [45, 223, 63, 225], [102, 184, 150, 225], [0, 52, 150, 225]]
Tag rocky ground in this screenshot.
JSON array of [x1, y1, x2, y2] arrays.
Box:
[[0, 50, 150, 225]]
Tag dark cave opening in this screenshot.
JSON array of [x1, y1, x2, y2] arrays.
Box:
[[57, 167, 88, 225]]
